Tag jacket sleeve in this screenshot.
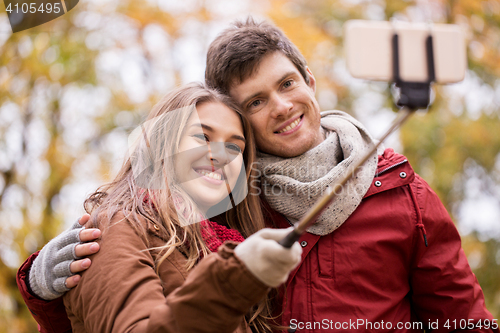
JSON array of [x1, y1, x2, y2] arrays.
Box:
[[409, 175, 498, 333], [16, 252, 72, 333], [63, 214, 269, 333]]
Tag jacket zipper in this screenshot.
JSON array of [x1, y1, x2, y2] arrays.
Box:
[[374, 159, 408, 177]]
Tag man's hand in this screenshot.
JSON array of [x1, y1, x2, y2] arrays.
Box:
[[29, 214, 101, 300], [65, 214, 101, 288]]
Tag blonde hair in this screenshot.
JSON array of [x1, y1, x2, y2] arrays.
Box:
[[84, 82, 277, 332]]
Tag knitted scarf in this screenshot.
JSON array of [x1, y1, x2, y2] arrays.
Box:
[[257, 110, 380, 236], [200, 220, 245, 253]]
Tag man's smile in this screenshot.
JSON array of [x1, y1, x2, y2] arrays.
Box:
[[275, 115, 303, 134]]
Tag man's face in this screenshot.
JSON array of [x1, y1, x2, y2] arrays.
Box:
[[229, 52, 323, 158]]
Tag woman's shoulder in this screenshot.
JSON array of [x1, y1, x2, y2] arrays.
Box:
[[91, 211, 167, 247]]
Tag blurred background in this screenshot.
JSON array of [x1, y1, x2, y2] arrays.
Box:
[[0, 0, 499, 331]]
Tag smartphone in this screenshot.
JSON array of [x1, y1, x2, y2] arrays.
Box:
[[344, 20, 467, 84]]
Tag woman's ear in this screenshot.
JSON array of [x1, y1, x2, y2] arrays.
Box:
[[306, 67, 316, 93]]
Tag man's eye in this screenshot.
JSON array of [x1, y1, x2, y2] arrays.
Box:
[[249, 100, 261, 108], [193, 133, 209, 142], [225, 143, 242, 154], [283, 80, 293, 88]]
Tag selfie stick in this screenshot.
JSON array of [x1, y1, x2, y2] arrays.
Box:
[[279, 33, 436, 248]]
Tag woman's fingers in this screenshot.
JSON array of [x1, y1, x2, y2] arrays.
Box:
[[65, 274, 81, 289]]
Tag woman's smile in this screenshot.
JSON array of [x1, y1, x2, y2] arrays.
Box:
[[193, 166, 224, 184]]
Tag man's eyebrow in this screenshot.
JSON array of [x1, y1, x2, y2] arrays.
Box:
[[277, 71, 297, 84], [240, 71, 296, 107], [193, 123, 246, 143]]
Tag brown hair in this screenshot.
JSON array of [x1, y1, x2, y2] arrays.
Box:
[[84, 82, 276, 332], [205, 17, 309, 94]]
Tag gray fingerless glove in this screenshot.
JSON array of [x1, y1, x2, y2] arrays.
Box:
[[29, 220, 83, 300]]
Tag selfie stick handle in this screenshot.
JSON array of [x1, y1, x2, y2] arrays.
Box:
[[279, 30, 435, 248]]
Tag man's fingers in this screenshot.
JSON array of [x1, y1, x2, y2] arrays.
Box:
[[79, 228, 101, 243], [70, 258, 91, 274], [65, 274, 81, 289], [74, 242, 100, 258], [77, 214, 91, 226]]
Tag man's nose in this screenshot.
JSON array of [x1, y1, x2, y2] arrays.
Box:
[[269, 93, 293, 118]]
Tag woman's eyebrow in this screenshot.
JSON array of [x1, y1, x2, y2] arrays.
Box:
[[231, 135, 246, 143]]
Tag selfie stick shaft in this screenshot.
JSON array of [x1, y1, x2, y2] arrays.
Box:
[[278, 107, 413, 248], [220, 167, 236, 208]]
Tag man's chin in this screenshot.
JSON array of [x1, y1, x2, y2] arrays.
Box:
[[264, 136, 322, 157], [260, 144, 309, 158], [262, 128, 323, 157]]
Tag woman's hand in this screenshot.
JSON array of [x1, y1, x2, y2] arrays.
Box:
[[29, 214, 101, 300], [234, 227, 302, 288]]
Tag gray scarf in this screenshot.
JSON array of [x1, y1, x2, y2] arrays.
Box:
[[257, 110, 380, 236]]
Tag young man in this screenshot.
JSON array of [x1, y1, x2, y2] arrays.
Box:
[[18, 18, 497, 333]]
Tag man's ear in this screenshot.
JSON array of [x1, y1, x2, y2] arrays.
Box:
[[306, 67, 316, 93]]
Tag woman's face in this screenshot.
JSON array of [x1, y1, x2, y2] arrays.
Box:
[[174, 102, 246, 212]]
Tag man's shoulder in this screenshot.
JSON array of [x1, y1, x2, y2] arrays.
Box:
[[363, 148, 416, 198]]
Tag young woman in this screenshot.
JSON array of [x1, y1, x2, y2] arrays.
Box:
[[32, 83, 301, 333]]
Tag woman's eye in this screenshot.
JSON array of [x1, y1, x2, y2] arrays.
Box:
[[225, 143, 242, 154], [193, 133, 209, 142]]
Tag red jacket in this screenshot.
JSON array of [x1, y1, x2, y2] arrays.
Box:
[[17, 251, 71, 333], [266, 149, 496, 332], [17, 149, 497, 333]]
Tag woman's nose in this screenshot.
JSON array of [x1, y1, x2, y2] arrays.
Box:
[[207, 142, 230, 165]]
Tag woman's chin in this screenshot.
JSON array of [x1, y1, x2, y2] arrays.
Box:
[[199, 195, 234, 218]]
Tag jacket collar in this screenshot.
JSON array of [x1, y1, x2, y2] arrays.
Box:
[[364, 148, 414, 198]]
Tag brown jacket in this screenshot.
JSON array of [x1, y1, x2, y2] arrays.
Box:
[[63, 213, 269, 333]]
